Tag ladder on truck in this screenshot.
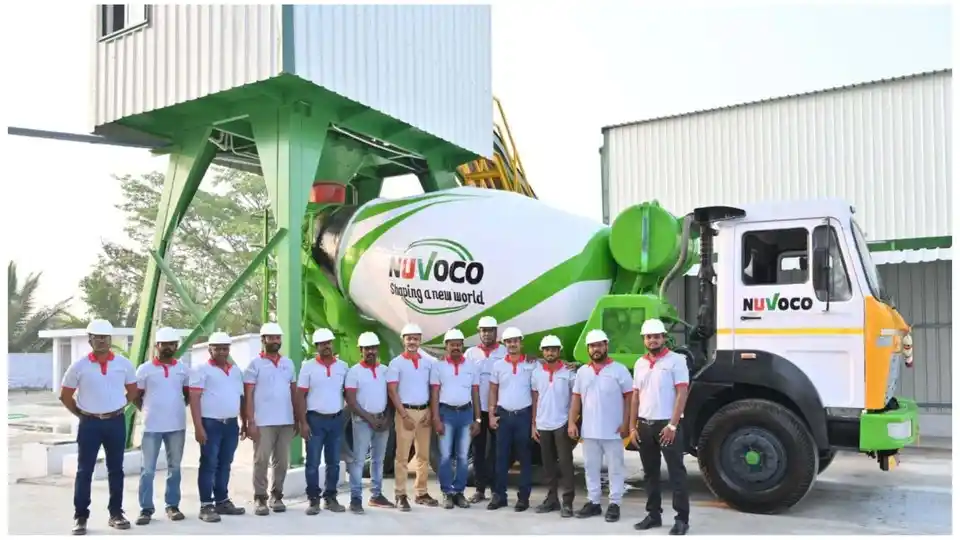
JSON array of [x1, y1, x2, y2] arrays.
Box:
[[457, 97, 537, 199]]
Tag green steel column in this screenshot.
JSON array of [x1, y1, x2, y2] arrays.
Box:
[[250, 101, 333, 467]]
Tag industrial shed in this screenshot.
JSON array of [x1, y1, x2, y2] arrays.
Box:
[[601, 69, 952, 437]]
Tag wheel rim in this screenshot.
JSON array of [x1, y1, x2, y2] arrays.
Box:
[[717, 427, 788, 492]]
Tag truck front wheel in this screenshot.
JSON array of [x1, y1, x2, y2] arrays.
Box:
[[697, 398, 819, 514]]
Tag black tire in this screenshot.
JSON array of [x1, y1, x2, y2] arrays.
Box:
[[817, 449, 837, 475], [697, 398, 819, 514]]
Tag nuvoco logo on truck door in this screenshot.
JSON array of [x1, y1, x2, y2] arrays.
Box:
[[742, 293, 814, 312], [388, 238, 487, 315]]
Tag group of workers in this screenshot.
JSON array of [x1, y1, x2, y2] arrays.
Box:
[[60, 316, 691, 536]]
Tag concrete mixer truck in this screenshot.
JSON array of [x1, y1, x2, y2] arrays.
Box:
[[301, 185, 918, 515]]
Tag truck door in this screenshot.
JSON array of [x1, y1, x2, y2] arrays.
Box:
[[733, 218, 865, 409]]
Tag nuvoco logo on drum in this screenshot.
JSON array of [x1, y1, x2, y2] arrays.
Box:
[[387, 238, 487, 315]]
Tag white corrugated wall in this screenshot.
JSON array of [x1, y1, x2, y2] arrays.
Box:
[[602, 71, 951, 241]]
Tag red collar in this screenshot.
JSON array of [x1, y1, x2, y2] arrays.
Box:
[[315, 354, 336, 366], [478, 343, 499, 358], [542, 360, 564, 381], [445, 355, 465, 366], [361, 360, 380, 378], [209, 358, 232, 374], [152, 356, 178, 378], [506, 354, 525, 374], [643, 348, 670, 368], [403, 350, 422, 369], [260, 351, 281, 366], [88, 351, 115, 375], [589, 357, 613, 374]]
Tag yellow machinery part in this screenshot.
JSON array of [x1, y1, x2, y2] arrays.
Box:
[[457, 97, 537, 199]]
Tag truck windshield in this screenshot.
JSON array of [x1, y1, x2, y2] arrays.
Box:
[[850, 219, 887, 302]]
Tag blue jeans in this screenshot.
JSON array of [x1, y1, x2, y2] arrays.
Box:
[[494, 406, 533, 500], [197, 418, 240, 506], [438, 405, 473, 495], [348, 415, 389, 500], [139, 430, 186, 512], [74, 414, 126, 519], [305, 411, 345, 500]]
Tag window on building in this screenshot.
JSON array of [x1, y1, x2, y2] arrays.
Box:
[[741, 227, 809, 286], [98, 4, 150, 40], [812, 224, 853, 302]]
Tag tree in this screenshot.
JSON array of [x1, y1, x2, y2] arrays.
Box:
[[80, 166, 276, 336], [8, 261, 72, 352]]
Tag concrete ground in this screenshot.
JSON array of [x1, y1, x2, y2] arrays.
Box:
[[6, 391, 953, 535]]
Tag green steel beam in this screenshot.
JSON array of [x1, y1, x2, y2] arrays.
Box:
[[148, 249, 207, 328]]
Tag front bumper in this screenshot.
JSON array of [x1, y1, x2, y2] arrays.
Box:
[[859, 397, 919, 452]]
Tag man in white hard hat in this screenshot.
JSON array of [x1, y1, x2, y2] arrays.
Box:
[[344, 331, 395, 513], [296, 328, 349, 515], [567, 329, 633, 523], [486, 326, 535, 512], [429, 328, 482, 509], [464, 315, 506, 503], [243, 322, 298, 516], [531, 335, 577, 517], [60, 319, 139, 534], [630, 319, 690, 536], [386, 323, 440, 510], [188, 332, 247, 523], [134, 327, 189, 526]]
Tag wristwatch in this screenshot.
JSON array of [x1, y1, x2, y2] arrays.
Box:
[[666, 423, 677, 432], [474, 418, 482, 423]]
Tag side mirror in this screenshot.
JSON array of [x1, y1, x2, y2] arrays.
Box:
[[812, 247, 831, 298]]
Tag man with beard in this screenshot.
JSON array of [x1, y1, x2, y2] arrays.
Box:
[[189, 332, 247, 523], [243, 323, 298, 516], [429, 328, 482, 510], [531, 335, 576, 518], [60, 319, 138, 535], [630, 319, 690, 536], [134, 327, 189, 526], [463, 316, 505, 503], [567, 329, 632, 523], [344, 332, 394, 514], [486, 327, 535, 512], [297, 328, 349, 515], [386, 323, 440, 511]]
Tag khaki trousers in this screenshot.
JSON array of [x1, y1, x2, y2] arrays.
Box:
[[393, 408, 432, 497], [252, 424, 296, 498]]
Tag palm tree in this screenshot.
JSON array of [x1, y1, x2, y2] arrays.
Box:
[[8, 261, 72, 353]]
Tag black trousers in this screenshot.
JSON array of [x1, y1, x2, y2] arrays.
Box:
[[537, 426, 575, 504], [471, 413, 497, 492], [636, 418, 690, 523]]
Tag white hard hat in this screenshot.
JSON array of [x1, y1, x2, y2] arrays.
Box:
[[400, 323, 422, 337], [260, 322, 284, 336], [357, 332, 381, 347], [155, 327, 179, 343], [444, 328, 465, 342], [584, 329, 609, 345], [501, 327, 523, 341], [640, 319, 668, 336], [208, 332, 232, 345], [312, 328, 335, 343], [477, 316, 498, 329], [86, 319, 114, 336], [540, 335, 562, 349]]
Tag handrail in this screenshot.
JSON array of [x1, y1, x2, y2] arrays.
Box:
[[457, 97, 537, 198]]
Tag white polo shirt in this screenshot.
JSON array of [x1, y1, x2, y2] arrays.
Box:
[[386, 350, 435, 406], [573, 360, 633, 440], [430, 357, 480, 407], [465, 343, 506, 412], [136, 358, 189, 433], [189, 360, 244, 420], [61, 352, 137, 414], [532, 362, 575, 431], [243, 353, 296, 427], [345, 362, 389, 414], [298, 356, 349, 414], [491, 355, 535, 411], [633, 349, 689, 421]]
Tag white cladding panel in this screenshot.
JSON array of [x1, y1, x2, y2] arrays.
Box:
[[603, 71, 952, 241], [289, 4, 493, 157], [91, 4, 283, 128]]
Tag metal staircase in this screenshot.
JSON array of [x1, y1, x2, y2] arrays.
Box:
[[457, 97, 536, 198]]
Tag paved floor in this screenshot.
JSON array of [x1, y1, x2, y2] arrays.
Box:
[[6, 391, 954, 535]]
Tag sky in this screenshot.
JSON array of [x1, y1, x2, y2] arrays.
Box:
[[1, 1, 952, 316]]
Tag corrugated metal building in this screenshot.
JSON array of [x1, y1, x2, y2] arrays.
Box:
[[602, 70, 952, 436]]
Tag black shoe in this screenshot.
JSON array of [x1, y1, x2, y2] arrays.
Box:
[[306, 497, 322, 516], [670, 520, 690, 535], [369, 494, 396, 508], [536, 499, 560, 513], [199, 505, 221, 523], [560, 502, 574, 518], [270, 493, 286, 513], [443, 494, 456, 510], [165, 506, 185, 521], [135, 510, 152, 526], [575, 502, 602, 519], [634, 514, 663, 530], [415, 493, 439, 507], [254, 496, 270, 516], [468, 490, 487, 504], [604, 503, 620, 522], [454, 493, 471, 509], [349, 498, 364, 514], [108, 513, 131, 530], [324, 497, 346, 513], [215, 499, 246, 516], [71, 517, 87, 536], [486, 494, 507, 510], [514, 499, 530, 512]]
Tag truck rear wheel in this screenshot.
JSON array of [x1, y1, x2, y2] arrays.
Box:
[[697, 398, 819, 514], [817, 449, 837, 475]]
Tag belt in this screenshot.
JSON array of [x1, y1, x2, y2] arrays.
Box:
[[402, 403, 429, 410], [497, 405, 531, 416], [440, 403, 472, 411], [203, 416, 238, 424], [637, 418, 670, 425], [80, 408, 124, 419], [308, 410, 343, 419]]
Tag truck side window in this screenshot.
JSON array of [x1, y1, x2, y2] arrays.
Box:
[[812, 225, 853, 302], [741, 228, 809, 286]]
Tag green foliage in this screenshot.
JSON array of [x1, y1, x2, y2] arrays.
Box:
[[7, 261, 71, 352]]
